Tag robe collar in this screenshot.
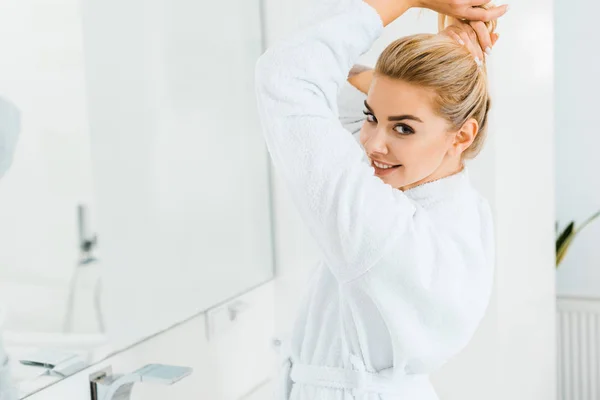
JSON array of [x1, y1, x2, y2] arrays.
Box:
[[401, 165, 471, 207]]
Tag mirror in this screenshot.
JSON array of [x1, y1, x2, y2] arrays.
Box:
[[0, 0, 273, 397]]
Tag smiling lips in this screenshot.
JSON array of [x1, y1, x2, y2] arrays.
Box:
[[370, 158, 402, 175], [370, 157, 401, 168]]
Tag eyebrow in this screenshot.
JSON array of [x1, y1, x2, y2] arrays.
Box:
[[364, 100, 424, 123]]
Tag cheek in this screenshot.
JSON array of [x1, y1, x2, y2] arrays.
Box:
[[386, 139, 407, 158], [394, 134, 449, 170], [414, 131, 451, 155], [358, 126, 368, 147]]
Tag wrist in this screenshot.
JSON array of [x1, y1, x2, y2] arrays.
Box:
[[347, 69, 373, 94], [363, 0, 412, 26]]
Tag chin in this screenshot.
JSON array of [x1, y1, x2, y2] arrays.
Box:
[[383, 174, 415, 190], [377, 174, 404, 188]]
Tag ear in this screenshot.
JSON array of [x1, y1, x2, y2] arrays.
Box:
[[450, 118, 478, 156]]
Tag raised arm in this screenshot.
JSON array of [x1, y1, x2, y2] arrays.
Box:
[[255, 0, 505, 285], [255, 2, 418, 283]]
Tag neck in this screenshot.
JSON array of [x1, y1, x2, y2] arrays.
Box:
[[399, 159, 464, 191]]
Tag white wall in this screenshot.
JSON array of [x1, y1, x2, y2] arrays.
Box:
[[554, 0, 600, 298], [487, 1, 555, 398], [263, 0, 555, 399]]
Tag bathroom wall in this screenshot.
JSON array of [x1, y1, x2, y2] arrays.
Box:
[[263, 0, 555, 399], [554, 0, 600, 298]]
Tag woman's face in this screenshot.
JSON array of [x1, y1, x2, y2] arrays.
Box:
[[359, 76, 460, 191]]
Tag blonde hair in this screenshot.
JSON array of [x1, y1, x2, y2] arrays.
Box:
[[373, 7, 497, 159]]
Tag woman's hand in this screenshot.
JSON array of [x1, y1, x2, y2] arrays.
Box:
[[364, 0, 507, 28], [440, 17, 499, 63], [347, 64, 374, 94], [414, 0, 508, 22]]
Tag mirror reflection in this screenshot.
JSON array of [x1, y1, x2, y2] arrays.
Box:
[[0, 0, 272, 397]]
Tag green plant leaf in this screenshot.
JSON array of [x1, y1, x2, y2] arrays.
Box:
[[556, 221, 574, 254], [575, 209, 600, 235], [557, 233, 575, 267], [555, 210, 600, 268], [556, 221, 575, 267]]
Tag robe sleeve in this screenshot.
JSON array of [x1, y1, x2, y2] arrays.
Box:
[[353, 196, 496, 372], [254, 1, 420, 284]]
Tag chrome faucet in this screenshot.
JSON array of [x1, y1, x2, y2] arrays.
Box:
[[89, 364, 193, 400], [64, 203, 104, 334]]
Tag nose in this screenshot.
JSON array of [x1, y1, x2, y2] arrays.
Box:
[[364, 126, 388, 155]]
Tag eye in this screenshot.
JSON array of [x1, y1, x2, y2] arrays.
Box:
[[363, 110, 415, 136], [362, 110, 375, 123], [394, 124, 415, 135]]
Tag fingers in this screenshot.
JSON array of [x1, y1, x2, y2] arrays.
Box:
[[467, 0, 492, 6], [440, 25, 462, 43], [459, 30, 483, 64], [463, 4, 509, 22], [448, 30, 465, 46], [441, 19, 498, 65], [469, 20, 493, 56], [491, 32, 499, 46], [464, 25, 484, 61]]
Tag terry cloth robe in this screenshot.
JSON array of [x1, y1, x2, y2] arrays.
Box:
[[254, 1, 495, 399]]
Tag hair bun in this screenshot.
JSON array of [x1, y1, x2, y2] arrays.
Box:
[[437, 4, 498, 35]]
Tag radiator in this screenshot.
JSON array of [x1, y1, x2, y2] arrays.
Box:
[[557, 296, 600, 400]]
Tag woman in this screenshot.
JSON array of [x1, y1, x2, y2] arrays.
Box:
[[255, 0, 507, 398]]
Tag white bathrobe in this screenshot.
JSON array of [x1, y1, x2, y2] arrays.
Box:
[[254, 1, 495, 399]]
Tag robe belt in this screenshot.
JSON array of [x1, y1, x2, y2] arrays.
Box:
[[273, 337, 430, 399]]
